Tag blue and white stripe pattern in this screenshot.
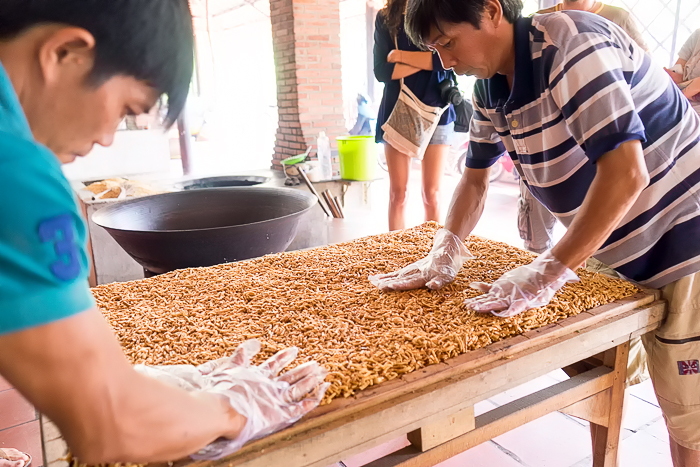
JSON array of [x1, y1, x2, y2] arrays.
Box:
[[467, 11, 700, 288]]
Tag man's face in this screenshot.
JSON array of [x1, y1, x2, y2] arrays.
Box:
[[425, 3, 510, 79], [30, 75, 159, 164], [429, 22, 501, 79]]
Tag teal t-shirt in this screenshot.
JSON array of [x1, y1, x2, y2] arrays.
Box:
[[0, 62, 95, 335]]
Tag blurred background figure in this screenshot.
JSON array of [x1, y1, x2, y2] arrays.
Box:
[[666, 27, 700, 115], [373, 0, 456, 231]]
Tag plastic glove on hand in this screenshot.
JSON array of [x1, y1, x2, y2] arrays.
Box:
[[192, 343, 330, 460], [133, 339, 263, 392], [369, 229, 473, 291], [465, 250, 579, 318]]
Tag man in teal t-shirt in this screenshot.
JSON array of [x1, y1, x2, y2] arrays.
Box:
[[0, 70, 95, 333], [0, 2, 326, 464]]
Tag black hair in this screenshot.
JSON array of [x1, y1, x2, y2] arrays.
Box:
[[405, 0, 523, 49], [0, 0, 194, 127], [380, 0, 408, 39]]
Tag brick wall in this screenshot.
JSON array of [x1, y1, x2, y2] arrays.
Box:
[[270, 0, 347, 169]]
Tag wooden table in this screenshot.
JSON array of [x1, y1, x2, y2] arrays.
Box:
[[174, 290, 665, 467], [41, 290, 665, 467]]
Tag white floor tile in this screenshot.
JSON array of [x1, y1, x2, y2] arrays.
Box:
[[641, 418, 671, 444], [493, 412, 592, 467], [619, 431, 673, 467], [435, 441, 524, 467], [628, 379, 659, 407], [622, 394, 663, 432]]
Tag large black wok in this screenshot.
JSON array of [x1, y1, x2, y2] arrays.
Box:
[[175, 175, 270, 190], [92, 187, 316, 275]]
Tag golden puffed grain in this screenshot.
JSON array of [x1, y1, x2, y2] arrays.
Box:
[[93, 222, 638, 404]]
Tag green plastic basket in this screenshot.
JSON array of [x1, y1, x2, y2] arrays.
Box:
[[336, 136, 377, 181]]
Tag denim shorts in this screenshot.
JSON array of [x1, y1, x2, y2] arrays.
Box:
[[429, 122, 455, 146]]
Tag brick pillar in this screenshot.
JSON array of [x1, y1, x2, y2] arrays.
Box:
[[270, 0, 347, 169]]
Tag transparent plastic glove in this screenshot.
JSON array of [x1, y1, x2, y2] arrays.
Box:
[[369, 228, 473, 291], [133, 339, 263, 392], [465, 250, 579, 318], [191, 343, 330, 460]]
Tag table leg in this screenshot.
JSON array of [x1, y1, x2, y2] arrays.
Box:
[[591, 341, 630, 467]]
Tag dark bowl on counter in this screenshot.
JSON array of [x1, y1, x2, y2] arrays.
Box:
[[92, 186, 315, 275]]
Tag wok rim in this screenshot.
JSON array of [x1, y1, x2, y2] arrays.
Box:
[[91, 186, 317, 234], [174, 175, 272, 190]]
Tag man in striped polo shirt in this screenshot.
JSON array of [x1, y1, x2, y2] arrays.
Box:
[[370, 0, 700, 463], [516, 0, 650, 256]]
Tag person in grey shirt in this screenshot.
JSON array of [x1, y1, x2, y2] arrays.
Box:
[[539, 0, 648, 51]]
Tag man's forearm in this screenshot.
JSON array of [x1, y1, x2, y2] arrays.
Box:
[[551, 140, 649, 269], [0, 309, 245, 463], [444, 167, 490, 239], [88, 372, 246, 463]]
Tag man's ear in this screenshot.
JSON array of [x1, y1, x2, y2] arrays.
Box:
[[37, 27, 96, 85], [485, 0, 504, 27]]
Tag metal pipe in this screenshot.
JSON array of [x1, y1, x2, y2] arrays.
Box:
[[177, 112, 193, 176], [669, 0, 682, 68]]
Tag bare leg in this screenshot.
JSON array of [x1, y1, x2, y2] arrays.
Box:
[[421, 144, 449, 223], [384, 144, 412, 231], [670, 438, 700, 467]]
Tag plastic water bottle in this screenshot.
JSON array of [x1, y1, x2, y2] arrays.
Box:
[[317, 131, 332, 181]]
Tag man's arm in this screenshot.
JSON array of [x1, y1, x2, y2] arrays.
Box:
[[445, 167, 491, 239], [445, 92, 506, 240], [0, 308, 245, 464], [546, 21, 650, 256], [464, 141, 648, 317], [368, 88, 502, 292], [551, 139, 649, 269]]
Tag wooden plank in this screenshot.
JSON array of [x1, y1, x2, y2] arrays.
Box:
[[364, 366, 614, 467], [406, 406, 475, 452], [560, 389, 612, 426], [179, 300, 664, 467], [592, 342, 629, 467]]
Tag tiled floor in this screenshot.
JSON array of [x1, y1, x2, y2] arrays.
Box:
[[0, 171, 673, 466], [0, 376, 44, 467]]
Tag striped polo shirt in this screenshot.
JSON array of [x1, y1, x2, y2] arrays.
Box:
[[467, 11, 700, 288]]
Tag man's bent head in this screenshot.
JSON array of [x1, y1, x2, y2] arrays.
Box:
[[405, 0, 522, 79], [0, 0, 194, 163]]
